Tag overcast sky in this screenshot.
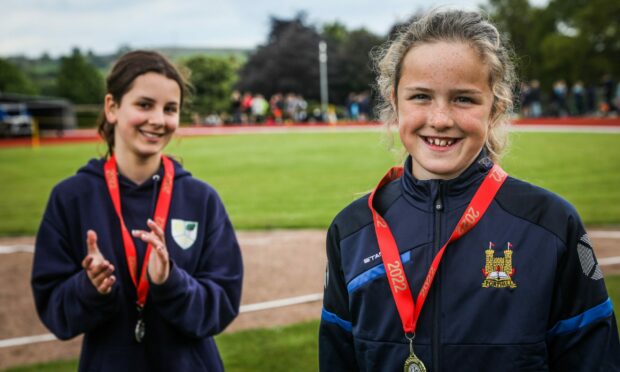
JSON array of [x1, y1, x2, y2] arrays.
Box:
[[1, 0, 548, 58]]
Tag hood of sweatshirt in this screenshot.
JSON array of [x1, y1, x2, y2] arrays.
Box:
[[76, 156, 192, 270]]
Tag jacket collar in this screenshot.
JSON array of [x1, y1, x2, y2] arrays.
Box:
[[400, 150, 494, 211]]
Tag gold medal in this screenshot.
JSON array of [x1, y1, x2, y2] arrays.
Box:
[[404, 352, 426, 372], [404, 333, 426, 372]]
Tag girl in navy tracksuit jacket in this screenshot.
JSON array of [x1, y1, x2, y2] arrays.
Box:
[[319, 10, 620, 372], [31, 51, 243, 371]]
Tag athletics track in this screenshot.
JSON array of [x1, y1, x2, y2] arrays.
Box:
[[1, 117, 620, 149]]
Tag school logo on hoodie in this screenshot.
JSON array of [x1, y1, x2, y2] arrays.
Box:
[[171, 219, 198, 249]]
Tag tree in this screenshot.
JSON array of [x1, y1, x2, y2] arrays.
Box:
[[182, 55, 239, 115], [323, 26, 384, 105], [0, 58, 38, 95], [545, 0, 620, 80], [483, 0, 555, 83], [484, 0, 620, 86], [236, 14, 322, 100], [56, 48, 105, 104]]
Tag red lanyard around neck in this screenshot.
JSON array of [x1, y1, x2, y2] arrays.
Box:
[[103, 155, 175, 308], [368, 163, 508, 334]]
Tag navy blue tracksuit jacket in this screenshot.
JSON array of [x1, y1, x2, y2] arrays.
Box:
[[320, 154, 620, 371], [32, 158, 243, 371]]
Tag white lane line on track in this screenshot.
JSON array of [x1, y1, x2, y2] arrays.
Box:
[[510, 125, 620, 133], [0, 245, 34, 254], [0, 293, 324, 349], [239, 293, 323, 313], [590, 231, 620, 239], [0, 334, 57, 349], [599, 257, 620, 266], [2, 230, 619, 254]]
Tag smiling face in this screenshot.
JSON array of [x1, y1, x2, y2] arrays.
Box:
[[395, 41, 494, 180], [105, 72, 181, 162]]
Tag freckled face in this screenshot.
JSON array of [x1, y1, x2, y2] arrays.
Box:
[[106, 72, 181, 161], [395, 41, 494, 180]]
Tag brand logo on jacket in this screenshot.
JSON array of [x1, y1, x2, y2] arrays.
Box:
[[171, 219, 198, 249], [363, 252, 382, 264], [482, 242, 517, 288]]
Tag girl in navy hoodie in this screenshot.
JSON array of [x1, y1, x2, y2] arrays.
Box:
[[32, 50, 243, 371]]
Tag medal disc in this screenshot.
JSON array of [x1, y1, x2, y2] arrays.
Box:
[[404, 353, 426, 372], [135, 318, 145, 343]]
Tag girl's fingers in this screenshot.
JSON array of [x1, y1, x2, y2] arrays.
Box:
[[86, 230, 100, 256], [92, 268, 115, 292], [131, 229, 147, 238], [133, 229, 166, 253], [147, 219, 165, 240], [89, 260, 112, 277], [87, 262, 114, 287], [82, 255, 94, 269], [153, 244, 168, 260], [98, 275, 116, 294], [147, 220, 168, 255]]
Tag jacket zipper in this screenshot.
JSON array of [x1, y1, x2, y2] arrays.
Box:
[[432, 181, 444, 372]]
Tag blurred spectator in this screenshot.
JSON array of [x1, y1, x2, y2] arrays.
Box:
[[358, 91, 370, 121], [294, 95, 308, 122], [251, 94, 269, 123], [602, 74, 617, 115], [550, 80, 568, 117], [347, 93, 360, 120], [270, 93, 284, 124], [230, 90, 242, 124], [528, 80, 542, 118], [519, 82, 531, 117], [585, 83, 597, 115], [284, 94, 307, 122], [572, 81, 585, 116], [615, 82, 620, 115], [205, 113, 223, 126], [310, 107, 323, 122], [241, 92, 253, 123]]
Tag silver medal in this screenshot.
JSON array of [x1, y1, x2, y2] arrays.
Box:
[[135, 318, 145, 342]]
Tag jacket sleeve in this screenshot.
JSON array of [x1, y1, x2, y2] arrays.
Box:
[[547, 213, 620, 371], [31, 187, 121, 340], [149, 196, 243, 339], [319, 222, 359, 371]]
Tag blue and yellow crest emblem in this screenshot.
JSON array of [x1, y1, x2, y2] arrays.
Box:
[[482, 242, 517, 288]]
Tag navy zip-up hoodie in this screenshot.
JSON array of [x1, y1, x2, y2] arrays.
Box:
[[32, 157, 243, 371], [319, 153, 620, 371]]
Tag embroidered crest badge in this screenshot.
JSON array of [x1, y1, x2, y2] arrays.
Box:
[[482, 242, 517, 288], [171, 219, 198, 249]]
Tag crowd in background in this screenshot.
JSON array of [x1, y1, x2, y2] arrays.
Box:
[[192, 90, 373, 126], [519, 75, 620, 118], [192, 75, 620, 126]]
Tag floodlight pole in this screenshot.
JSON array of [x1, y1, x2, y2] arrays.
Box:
[[319, 40, 329, 122]]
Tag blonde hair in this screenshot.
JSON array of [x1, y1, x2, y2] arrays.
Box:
[[373, 9, 516, 162]]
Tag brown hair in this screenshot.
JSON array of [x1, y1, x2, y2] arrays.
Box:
[[373, 9, 517, 161], [96, 50, 189, 156]]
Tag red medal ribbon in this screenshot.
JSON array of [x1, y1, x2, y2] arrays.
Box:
[[104, 155, 175, 308], [368, 163, 507, 333]]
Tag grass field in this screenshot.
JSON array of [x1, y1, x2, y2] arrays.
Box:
[[0, 131, 619, 236]]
